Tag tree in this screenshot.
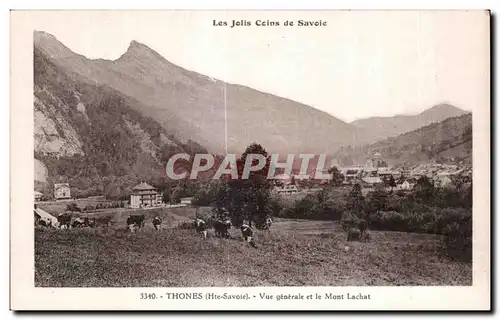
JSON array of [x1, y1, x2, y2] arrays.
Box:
[[346, 183, 365, 217], [414, 176, 435, 204], [222, 143, 273, 228], [366, 185, 389, 213], [328, 166, 345, 187]]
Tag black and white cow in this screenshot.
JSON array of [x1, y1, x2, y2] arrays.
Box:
[[71, 217, 85, 228], [241, 223, 257, 248], [127, 214, 145, 232], [83, 217, 96, 228], [263, 217, 273, 230], [57, 213, 72, 229], [194, 218, 208, 238], [241, 223, 253, 242], [152, 216, 162, 231]]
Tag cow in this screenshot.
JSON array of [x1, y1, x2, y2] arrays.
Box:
[[347, 228, 362, 241], [214, 219, 231, 239], [262, 217, 273, 230], [194, 218, 208, 239], [57, 213, 72, 229], [241, 224, 257, 248], [71, 217, 86, 228], [127, 214, 145, 232], [38, 217, 53, 228], [83, 217, 96, 228], [152, 216, 162, 231], [361, 231, 371, 242]]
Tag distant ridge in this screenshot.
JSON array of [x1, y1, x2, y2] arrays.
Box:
[[350, 103, 468, 143], [335, 113, 472, 167]]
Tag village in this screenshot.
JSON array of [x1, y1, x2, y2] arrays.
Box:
[[272, 152, 472, 196], [35, 151, 473, 205]]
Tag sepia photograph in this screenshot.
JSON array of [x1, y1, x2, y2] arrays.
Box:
[[10, 9, 490, 310]]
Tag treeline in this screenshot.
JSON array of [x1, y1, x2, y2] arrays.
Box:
[[270, 176, 472, 261]]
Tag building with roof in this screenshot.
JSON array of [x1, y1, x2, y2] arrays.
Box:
[[272, 184, 299, 195], [340, 167, 363, 184], [54, 183, 71, 200], [130, 182, 162, 208], [34, 191, 43, 202], [398, 180, 416, 190], [361, 176, 383, 186]]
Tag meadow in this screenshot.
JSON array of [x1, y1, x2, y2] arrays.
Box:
[[34, 210, 472, 287]]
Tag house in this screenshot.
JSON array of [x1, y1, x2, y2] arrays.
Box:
[[398, 180, 416, 190], [361, 176, 383, 186], [180, 197, 193, 205], [273, 185, 299, 195], [130, 182, 161, 208], [54, 183, 71, 200], [341, 167, 363, 184], [34, 191, 43, 202]]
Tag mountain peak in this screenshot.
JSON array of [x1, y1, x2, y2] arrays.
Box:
[[420, 103, 467, 118], [34, 30, 77, 59], [118, 40, 163, 62]]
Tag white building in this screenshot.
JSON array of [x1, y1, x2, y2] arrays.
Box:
[[273, 185, 299, 195], [54, 183, 71, 200]]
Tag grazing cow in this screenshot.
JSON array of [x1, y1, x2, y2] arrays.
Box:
[[38, 217, 53, 227], [83, 217, 96, 228], [152, 216, 162, 231], [71, 217, 85, 228], [263, 217, 273, 230], [194, 218, 208, 239], [214, 219, 231, 239], [361, 231, 371, 242], [57, 213, 72, 229], [347, 228, 362, 241], [126, 214, 145, 232], [241, 224, 257, 248], [240, 224, 253, 242], [359, 219, 368, 236]]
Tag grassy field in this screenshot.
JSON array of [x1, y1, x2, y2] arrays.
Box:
[[35, 215, 472, 287]]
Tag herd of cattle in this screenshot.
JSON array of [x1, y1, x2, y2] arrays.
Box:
[[35, 206, 371, 245], [35, 208, 272, 247]]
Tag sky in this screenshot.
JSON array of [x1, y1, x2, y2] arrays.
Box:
[[25, 10, 488, 122]]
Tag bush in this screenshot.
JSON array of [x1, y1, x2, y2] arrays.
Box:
[[442, 219, 472, 262], [340, 211, 362, 231], [66, 203, 81, 212]]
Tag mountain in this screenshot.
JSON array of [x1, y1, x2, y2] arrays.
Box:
[[34, 45, 208, 199], [351, 104, 468, 143], [334, 113, 472, 167], [34, 31, 364, 156]]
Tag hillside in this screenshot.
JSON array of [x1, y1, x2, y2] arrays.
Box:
[[351, 104, 468, 143], [34, 31, 365, 155], [34, 46, 208, 198], [334, 113, 472, 167]]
